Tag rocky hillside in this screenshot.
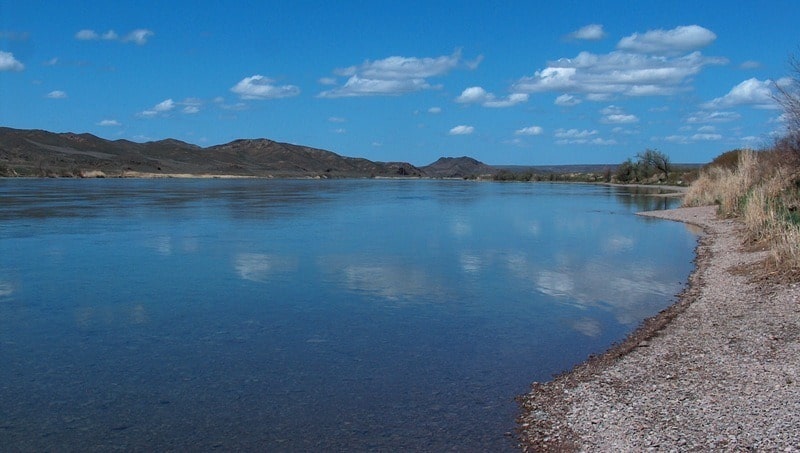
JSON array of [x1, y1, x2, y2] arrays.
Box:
[[0, 127, 426, 178], [420, 156, 495, 178]]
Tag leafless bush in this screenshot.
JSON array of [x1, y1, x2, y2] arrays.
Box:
[[774, 53, 800, 162]]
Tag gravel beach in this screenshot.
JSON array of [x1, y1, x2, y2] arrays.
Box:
[[518, 205, 800, 451]]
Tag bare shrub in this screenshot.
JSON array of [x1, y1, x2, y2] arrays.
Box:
[[774, 53, 800, 163]]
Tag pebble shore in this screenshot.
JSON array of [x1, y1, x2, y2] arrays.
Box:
[[518, 205, 800, 451]]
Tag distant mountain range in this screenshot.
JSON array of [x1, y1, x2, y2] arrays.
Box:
[[0, 127, 434, 178], [1, 127, 677, 179]]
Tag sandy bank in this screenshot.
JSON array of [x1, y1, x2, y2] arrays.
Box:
[[518, 205, 800, 451], [120, 171, 263, 179]]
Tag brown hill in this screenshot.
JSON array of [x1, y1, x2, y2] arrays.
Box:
[[420, 156, 495, 178], [0, 127, 424, 178]]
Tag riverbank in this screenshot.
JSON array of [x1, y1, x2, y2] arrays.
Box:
[[518, 205, 800, 451], [603, 182, 689, 197]]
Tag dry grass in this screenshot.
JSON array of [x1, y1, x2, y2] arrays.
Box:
[[684, 148, 800, 274], [684, 150, 758, 216], [775, 223, 800, 267]]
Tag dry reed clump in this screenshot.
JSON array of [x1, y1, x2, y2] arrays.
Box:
[[684, 150, 758, 217], [775, 223, 800, 267], [684, 149, 800, 273], [743, 185, 773, 241]]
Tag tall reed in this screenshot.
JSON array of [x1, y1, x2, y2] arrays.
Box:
[[684, 150, 757, 217], [684, 148, 800, 272]]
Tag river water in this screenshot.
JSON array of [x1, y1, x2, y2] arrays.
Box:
[[0, 179, 695, 450]]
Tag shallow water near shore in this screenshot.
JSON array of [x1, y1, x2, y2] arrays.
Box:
[[0, 179, 694, 450]]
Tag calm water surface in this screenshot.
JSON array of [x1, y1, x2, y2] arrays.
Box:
[[0, 179, 695, 451]]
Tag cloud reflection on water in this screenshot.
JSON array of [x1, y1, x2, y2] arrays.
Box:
[[144, 235, 201, 256], [146, 235, 173, 256], [450, 219, 472, 237], [571, 317, 603, 338], [459, 253, 483, 274], [319, 256, 443, 302], [502, 247, 683, 333], [0, 280, 13, 297], [73, 301, 151, 329], [234, 253, 299, 282], [535, 269, 576, 298], [603, 235, 635, 253]]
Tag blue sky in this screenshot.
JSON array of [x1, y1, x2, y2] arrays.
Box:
[[1, 1, 798, 166]]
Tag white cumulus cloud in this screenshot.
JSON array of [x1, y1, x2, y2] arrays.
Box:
[[702, 78, 781, 109], [428, 106, 442, 114], [554, 128, 616, 145], [686, 110, 741, 123], [449, 125, 474, 135], [75, 28, 153, 45], [664, 132, 723, 144], [46, 90, 67, 99], [555, 128, 598, 139], [515, 126, 544, 136], [179, 97, 202, 114], [555, 94, 581, 106], [456, 86, 489, 103], [75, 29, 99, 40], [0, 51, 24, 71], [322, 75, 430, 97], [97, 119, 121, 126], [154, 99, 175, 112], [569, 24, 606, 41], [139, 98, 176, 117], [231, 75, 301, 100], [319, 50, 478, 98], [339, 52, 463, 79], [455, 86, 528, 108], [617, 25, 717, 55], [124, 29, 153, 45], [604, 114, 638, 123], [600, 105, 639, 123], [485, 93, 528, 108], [512, 50, 726, 98], [692, 133, 723, 141]]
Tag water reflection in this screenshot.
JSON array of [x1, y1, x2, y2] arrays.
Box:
[[571, 317, 603, 338], [147, 235, 173, 255], [533, 269, 576, 298], [74, 300, 151, 329], [0, 179, 697, 451], [451, 218, 473, 237], [501, 222, 687, 331], [529, 257, 680, 326], [613, 186, 683, 212], [234, 253, 298, 282], [318, 255, 443, 302], [0, 280, 13, 297], [459, 253, 483, 274], [603, 235, 635, 253]]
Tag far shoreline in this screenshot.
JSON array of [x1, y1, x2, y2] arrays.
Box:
[[0, 171, 691, 191]]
